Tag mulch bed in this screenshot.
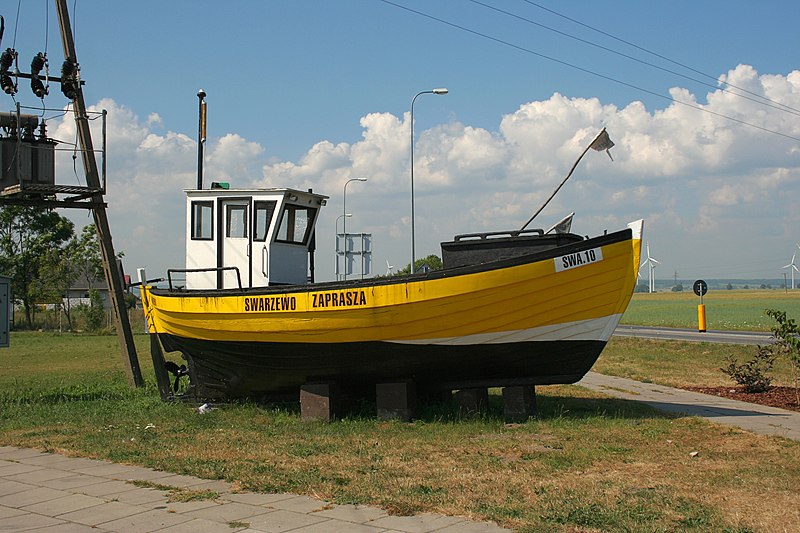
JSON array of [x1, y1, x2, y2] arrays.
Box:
[[683, 386, 800, 413]]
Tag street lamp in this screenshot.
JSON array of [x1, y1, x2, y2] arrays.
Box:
[[335, 213, 352, 281], [410, 88, 448, 274], [343, 178, 367, 280]]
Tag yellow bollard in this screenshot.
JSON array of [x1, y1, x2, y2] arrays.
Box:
[[697, 304, 707, 333]]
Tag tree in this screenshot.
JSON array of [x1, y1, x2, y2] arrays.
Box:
[[634, 282, 649, 293], [53, 224, 105, 330], [40, 245, 80, 330], [58, 223, 124, 331], [396, 254, 443, 276], [764, 309, 800, 404], [70, 224, 105, 285], [726, 283, 733, 290], [84, 288, 106, 331], [0, 206, 75, 329]]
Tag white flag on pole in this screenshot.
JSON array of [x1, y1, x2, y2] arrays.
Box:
[[589, 128, 614, 161]]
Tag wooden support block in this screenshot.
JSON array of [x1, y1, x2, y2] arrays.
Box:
[[376, 381, 416, 421], [418, 384, 451, 404], [300, 383, 339, 422], [502, 385, 537, 423], [149, 334, 173, 401], [453, 387, 489, 415]]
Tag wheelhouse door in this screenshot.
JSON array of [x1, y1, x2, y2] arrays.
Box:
[[218, 198, 251, 289], [252, 199, 277, 287]]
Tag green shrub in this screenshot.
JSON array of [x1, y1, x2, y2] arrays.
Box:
[[721, 346, 775, 393], [78, 289, 106, 332], [764, 308, 800, 402]]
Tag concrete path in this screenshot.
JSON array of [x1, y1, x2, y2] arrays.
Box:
[[0, 446, 510, 533], [579, 371, 800, 441]]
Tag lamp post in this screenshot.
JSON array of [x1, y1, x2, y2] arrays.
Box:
[[342, 178, 367, 280], [410, 88, 448, 274], [335, 213, 352, 281]]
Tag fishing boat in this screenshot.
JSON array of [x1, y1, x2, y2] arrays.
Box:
[[139, 129, 643, 405]]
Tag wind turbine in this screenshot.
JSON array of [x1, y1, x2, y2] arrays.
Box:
[[783, 251, 799, 290], [640, 242, 660, 293]]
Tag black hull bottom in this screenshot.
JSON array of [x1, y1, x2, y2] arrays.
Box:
[[159, 334, 606, 400]]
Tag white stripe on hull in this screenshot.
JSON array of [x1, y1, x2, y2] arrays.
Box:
[[387, 314, 624, 346]]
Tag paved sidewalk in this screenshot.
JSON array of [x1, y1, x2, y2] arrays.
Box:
[[579, 371, 800, 441], [0, 446, 510, 533]]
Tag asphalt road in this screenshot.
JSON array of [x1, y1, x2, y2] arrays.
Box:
[[613, 324, 773, 345]]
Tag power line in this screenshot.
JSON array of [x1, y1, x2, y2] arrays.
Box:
[[472, 0, 800, 118], [378, 0, 800, 144], [521, 0, 800, 117], [11, 0, 22, 49]]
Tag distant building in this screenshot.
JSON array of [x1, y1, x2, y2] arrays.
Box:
[[64, 273, 111, 309], [64, 258, 130, 310]]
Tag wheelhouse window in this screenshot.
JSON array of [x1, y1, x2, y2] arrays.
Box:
[[226, 204, 248, 238], [253, 200, 277, 242], [191, 201, 213, 240], [276, 205, 317, 245]]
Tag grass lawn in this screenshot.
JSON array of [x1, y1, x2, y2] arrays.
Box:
[[1, 332, 798, 532], [597, 337, 797, 389], [621, 289, 800, 331]]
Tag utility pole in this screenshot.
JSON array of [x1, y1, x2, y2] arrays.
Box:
[[55, 0, 143, 387]]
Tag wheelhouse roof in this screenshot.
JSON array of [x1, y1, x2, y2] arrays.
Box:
[[184, 187, 329, 201]]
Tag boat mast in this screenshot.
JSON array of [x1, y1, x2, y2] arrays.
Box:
[[55, 0, 144, 387], [197, 89, 206, 190]]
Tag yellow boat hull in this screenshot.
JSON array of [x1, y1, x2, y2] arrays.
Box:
[[142, 222, 642, 398]]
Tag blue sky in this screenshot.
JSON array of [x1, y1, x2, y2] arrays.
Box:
[[5, 0, 800, 283]]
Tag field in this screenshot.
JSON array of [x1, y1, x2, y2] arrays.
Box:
[[621, 289, 800, 331]]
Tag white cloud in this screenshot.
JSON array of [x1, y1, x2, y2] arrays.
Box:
[[146, 113, 162, 127], [206, 133, 265, 186], [47, 65, 800, 281]]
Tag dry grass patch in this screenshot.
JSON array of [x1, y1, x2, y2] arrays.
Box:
[[128, 480, 220, 503], [2, 333, 799, 531], [596, 337, 796, 388]]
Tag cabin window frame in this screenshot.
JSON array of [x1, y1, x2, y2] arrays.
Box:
[[275, 204, 317, 245], [253, 200, 277, 242], [225, 203, 249, 239], [190, 201, 214, 241]]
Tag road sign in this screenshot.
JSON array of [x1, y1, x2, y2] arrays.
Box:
[[693, 279, 708, 332], [693, 279, 708, 297]]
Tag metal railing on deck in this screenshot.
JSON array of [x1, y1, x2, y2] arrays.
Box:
[[166, 267, 242, 290]]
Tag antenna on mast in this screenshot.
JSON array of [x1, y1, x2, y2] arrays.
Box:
[[520, 128, 614, 232]]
